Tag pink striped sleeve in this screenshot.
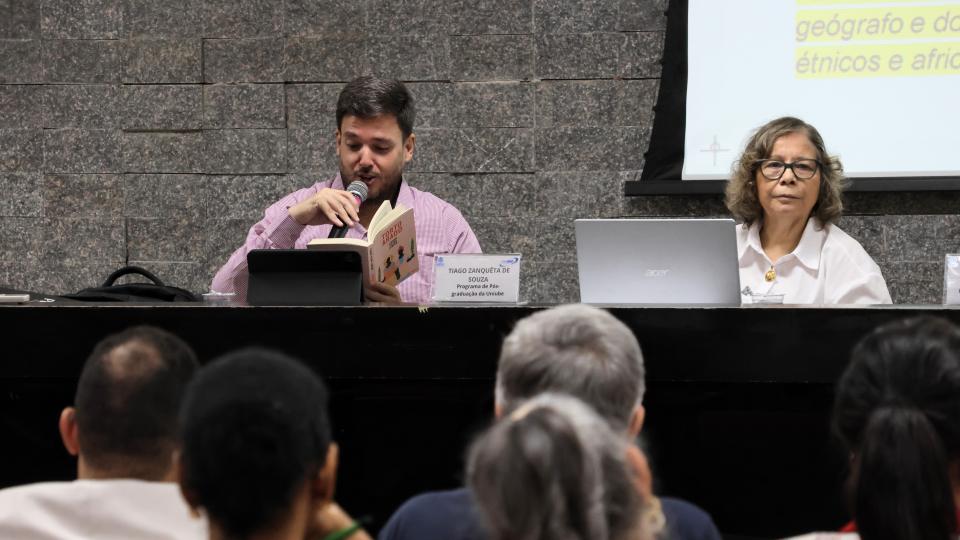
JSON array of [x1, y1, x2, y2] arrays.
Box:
[[209, 186, 318, 299]]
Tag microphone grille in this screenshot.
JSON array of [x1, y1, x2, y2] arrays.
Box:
[[346, 180, 368, 202]]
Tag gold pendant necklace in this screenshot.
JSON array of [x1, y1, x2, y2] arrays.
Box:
[[764, 266, 776, 282]]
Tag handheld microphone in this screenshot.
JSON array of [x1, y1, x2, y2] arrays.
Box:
[[328, 180, 369, 238]]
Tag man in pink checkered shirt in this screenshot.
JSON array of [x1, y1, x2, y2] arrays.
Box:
[[212, 76, 481, 304]]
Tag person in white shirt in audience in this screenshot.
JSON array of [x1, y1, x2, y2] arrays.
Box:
[[0, 326, 207, 540], [786, 316, 960, 540], [725, 116, 891, 304], [177, 348, 371, 540], [468, 393, 662, 540]]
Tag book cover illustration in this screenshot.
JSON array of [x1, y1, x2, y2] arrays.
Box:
[[371, 206, 418, 286], [307, 200, 418, 287]]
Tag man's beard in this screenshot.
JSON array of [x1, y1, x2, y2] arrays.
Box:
[[340, 167, 403, 205]]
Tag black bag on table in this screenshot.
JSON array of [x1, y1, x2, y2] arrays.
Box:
[[64, 266, 201, 303]]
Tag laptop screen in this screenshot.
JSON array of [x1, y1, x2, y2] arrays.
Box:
[[575, 218, 740, 305], [247, 249, 363, 306]]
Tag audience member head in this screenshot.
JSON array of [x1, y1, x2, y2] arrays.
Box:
[[336, 76, 416, 140], [834, 316, 960, 540], [59, 325, 198, 481], [468, 393, 659, 540], [496, 304, 645, 434], [725, 116, 845, 227], [178, 348, 336, 540]]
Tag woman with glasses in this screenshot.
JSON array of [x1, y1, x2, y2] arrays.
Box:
[[725, 116, 891, 304]]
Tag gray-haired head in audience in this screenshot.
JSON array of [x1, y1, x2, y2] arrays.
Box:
[[495, 304, 645, 433], [469, 393, 659, 540]]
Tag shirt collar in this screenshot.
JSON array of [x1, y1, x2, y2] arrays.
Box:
[[740, 218, 824, 270], [332, 173, 345, 190], [396, 176, 414, 208], [740, 222, 763, 260], [793, 218, 825, 271]]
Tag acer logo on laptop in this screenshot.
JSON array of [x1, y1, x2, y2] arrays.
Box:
[[643, 269, 670, 278]]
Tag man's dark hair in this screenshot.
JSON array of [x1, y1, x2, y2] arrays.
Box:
[[834, 316, 960, 540], [336, 76, 416, 139], [179, 348, 332, 539], [74, 325, 199, 480]]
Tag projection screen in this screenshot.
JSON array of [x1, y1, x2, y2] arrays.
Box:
[[635, 0, 960, 192]]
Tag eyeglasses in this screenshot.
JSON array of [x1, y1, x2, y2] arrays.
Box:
[[755, 159, 821, 181]]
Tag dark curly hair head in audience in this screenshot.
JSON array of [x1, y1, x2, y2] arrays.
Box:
[[178, 348, 333, 539], [834, 316, 960, 540]]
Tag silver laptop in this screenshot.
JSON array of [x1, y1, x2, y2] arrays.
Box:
[[575, 218, 740, 305]]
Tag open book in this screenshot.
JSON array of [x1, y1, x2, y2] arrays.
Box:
[[307, 200, 418, 286]]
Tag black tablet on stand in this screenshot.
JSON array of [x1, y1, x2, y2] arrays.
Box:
[[246, 249, 363, 306]]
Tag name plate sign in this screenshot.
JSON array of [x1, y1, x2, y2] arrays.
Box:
[[945, 254, 960, 304], [432, 254, 522, 303]]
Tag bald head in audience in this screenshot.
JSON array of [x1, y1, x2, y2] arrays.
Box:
[[58, 326, 199, 481]]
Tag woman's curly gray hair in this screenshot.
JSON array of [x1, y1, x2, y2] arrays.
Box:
[[725, 116, 846, 227]]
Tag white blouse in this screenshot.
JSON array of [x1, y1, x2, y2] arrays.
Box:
[[737, 219, 892, 305]]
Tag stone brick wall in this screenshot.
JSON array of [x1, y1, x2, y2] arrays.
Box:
[[1, 0, 957, 303]]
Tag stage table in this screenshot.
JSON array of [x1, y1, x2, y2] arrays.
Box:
[[1, 302, 953, 539]]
